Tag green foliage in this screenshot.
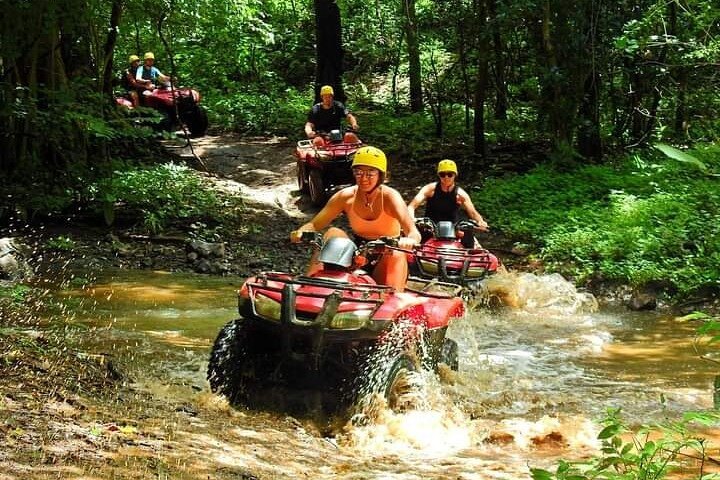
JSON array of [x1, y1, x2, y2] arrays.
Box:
[[45, 236, 77, 252], [209, 85, 309, 134], [531, 408, 720, 480], [473, 144, 720, 298], [0, 285, 32, 305], [85, 162, 224, 234]]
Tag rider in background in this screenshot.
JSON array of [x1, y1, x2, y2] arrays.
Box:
[[135, 52, 171, 93], [407, 159, 489, 235], [121, 55, 150, 107], [304, 85, 359, 148], [290, 146, 420, 291]]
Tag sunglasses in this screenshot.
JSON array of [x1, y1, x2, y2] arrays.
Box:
[[353, 169, 379, 179], [438, 172, 455, 178]]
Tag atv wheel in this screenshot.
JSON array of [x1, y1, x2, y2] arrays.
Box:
[[308, 169, 326, 206], [296, 160, 309, 193], [207, 318, 250, 402], [440, 338, 459, 371], [182, 105, 209, 137], [360, 352, 421, 413], [383, 354, 421, 412]]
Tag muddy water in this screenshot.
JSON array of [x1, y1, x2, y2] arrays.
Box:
[[56, 268, 718, 479]]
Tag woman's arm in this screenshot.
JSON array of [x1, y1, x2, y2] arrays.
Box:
[[406, 183, 433, 220], [387, 188, 421, 246], [290, 188, 350, 241]]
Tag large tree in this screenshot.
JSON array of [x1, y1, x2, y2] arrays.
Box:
[[403, 0, 422, 112], [313, 0, 345, 102]]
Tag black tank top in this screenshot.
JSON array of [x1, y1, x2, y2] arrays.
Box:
[[425, 182, 459, 223]]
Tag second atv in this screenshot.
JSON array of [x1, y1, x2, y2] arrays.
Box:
[[409, 218, 500, 287], [295, 129, 362, 206]]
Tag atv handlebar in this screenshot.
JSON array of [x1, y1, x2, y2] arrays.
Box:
[[456, 219, 479, 232], [299, 231, 323, 247], [416, 217, 480, 232]]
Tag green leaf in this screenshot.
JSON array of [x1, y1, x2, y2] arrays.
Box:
[[529, 468, 554, 480], [677, 311, 713, 322], [653, 144, 707, 172], [598, 424, 624, 440]]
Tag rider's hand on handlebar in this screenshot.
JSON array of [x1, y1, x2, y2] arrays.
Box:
[[397, 236, 417, 251], [475, 220, 490, 232], [290, 230, 304, 243]]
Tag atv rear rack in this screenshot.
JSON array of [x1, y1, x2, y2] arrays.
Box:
[[296, 139, 362, 159]]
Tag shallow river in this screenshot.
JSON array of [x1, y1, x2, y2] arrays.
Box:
[[53, 268, 718, 479]]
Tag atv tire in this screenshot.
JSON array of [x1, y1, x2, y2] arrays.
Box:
[[207, 318, 250, 402], [297, 160, 309, 193], [308, 169, 326, 206], [382, 354, 420, 412], [441, 338, 459, 371], [360, 352, 420, 413], [181, 105, 209, 137]]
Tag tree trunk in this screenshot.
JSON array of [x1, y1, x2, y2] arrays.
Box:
[[638, 0, 676, 144], [314, 0, 345, 103], [674, 68, 687, 135], [101, 0, 123, 96], [473, 0, 489, 157], [577, 69, 602, 159], [403, 0, 422, 112], [487, 0, 507, 120], [458, 20, 472, 131], [576, 1, 602, 160]]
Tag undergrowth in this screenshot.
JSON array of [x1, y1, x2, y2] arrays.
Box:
[[473, 143, 720, 300]]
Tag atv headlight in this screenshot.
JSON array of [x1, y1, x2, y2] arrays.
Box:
[[254, 294, 281, 322], [418, 259, 439, 274], [329, 309, 373, 329], [466, 266, 487, 278]]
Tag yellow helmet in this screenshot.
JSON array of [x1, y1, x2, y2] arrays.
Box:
[[437, 159, 458, 175], [144, 52, 155, 60], [128, 54, 140, 63], [352, 146, 387, 173], [320, 85, 334, 96]]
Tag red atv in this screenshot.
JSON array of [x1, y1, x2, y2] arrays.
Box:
[[409, 218, 500, 287], [207, 234, 464, 414], [294, 129, 362, 206], [116, 85, 209, 137]]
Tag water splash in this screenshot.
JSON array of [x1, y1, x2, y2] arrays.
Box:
[[340, 370, 475, 458], [478, 271, 598, 315], [491, 415, 600, 450]]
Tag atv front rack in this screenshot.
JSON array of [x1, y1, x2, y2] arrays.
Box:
[[245, 273, 397, 370], [413, 246, 497, 284], [404, 276, 464, 298], [246, 273, 392, 330]]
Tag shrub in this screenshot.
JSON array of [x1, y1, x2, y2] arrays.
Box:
[[86, 162, 223, 234], [471, 145, 720, 298], [531, 408, 720, 480]]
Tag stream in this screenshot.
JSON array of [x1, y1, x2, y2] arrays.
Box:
[[50, 268, 718, 479]]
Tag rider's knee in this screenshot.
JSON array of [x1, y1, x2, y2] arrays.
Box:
[[323, 227, 348, 241], [343, 132, 359, 143]]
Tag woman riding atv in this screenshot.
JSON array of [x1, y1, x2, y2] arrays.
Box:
[[407, 159, 490, 246], [290, 146, 420, 291]]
